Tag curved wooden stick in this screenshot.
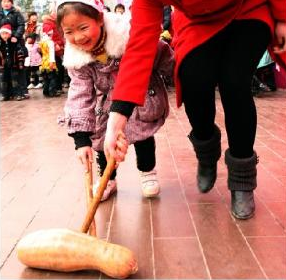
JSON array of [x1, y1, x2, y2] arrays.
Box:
[[84, 161, 96, 236], [81, 157, 116, 233]]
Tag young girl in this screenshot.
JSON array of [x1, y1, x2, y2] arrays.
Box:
[[57, 0, 174, 201], [25, 33, 43, 89], [39, 25, 60, 97]]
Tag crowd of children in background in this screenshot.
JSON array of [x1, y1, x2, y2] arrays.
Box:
[[0, 0, 68, 101]]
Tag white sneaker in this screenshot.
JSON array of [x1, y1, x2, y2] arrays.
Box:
[[34, 83, 43, 89], [93, 179, 117, 202], [27, 83, 35, 89], [140, 169, 160, 198]]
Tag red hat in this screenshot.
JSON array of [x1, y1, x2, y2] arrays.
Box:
[[42, 24, 53, 34], [0, 24, 12, 34], [56, 0, 104, 12]]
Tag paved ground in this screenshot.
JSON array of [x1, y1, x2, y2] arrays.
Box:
[[1, 88, 286, 279]]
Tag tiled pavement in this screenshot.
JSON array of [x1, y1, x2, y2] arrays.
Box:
[[1, 89, 285, 279]]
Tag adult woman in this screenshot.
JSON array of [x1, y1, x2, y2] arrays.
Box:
[[104, 0, 286, 219]]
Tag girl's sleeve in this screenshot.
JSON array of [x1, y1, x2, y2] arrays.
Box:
[[48, 40, 56, 63], [111, 0, 164, 106], [64, 67, 97, 135]]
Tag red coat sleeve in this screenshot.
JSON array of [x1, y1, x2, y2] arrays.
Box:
[[268, 0, 286, 21], [111, 0, 164, 106]]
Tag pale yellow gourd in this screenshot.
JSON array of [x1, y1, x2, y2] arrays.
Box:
[[17, 228, 138, 279]]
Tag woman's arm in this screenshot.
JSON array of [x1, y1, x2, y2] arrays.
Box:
[[105, 0, 164, 162]]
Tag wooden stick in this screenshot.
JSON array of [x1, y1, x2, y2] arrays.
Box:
[[84, 161, 96, 236], [81, 157, 116, 233]]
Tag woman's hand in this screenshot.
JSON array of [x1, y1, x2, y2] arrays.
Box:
[[76, 146, 93, 172], [104, 112, 128, 163], [273, 21, 286, 54]]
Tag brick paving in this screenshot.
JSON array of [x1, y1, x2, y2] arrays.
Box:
[[1, 88, 285, 279]]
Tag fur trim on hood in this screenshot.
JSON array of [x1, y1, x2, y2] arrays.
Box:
[[63, 13, 130, 69]]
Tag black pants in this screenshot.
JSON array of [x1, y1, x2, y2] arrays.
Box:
[[0, 67, 20, 99], [56, 56, 64, 90], [42, 70, 59, 97], [96, 136, 156, 180], [26, 66, 43, 86], [179, 20, 271, 158]]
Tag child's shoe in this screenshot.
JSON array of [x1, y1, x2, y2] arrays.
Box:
[[1, 96, 10, 101], [93, 179, 117, 202], [62, 82, 69, 88], [27, 83, 35, 89], [140, 169, 160, 198], [34, 83, 43, 89], [55, 90, 64, 96], [16, 95, 25, 101]]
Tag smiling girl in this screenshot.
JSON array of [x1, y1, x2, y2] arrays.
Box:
[[57, 0, 174, 201]]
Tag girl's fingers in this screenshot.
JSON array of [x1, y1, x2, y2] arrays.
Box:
[[87, 149, 93, 163], [81, 155, 89, 173]]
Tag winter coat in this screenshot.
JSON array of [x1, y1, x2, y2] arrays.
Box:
[[162, 6, 172, 31], [24, 42, 42, 67], [0, 38, 24, 69], [39, 34, 56, 72], [60, 13, 174, 151], [0, 7, 25, 40], [24, 21, 42, 40], [111, 0, 286, 107]]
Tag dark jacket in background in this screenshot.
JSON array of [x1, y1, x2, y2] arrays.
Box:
[[0, 7, 25, 40], [0, 38, 25, 69], [162, 6, 172, 31]]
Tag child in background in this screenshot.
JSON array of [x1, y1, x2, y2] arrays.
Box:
[[0, 0, 25, 45], [25, 33, 43, 89], [0, 0, 28, 98], [57, 0, 174, 201], [114, 3, 125, 15], [24, 12, 42, 40], [42, 2, 65, 95], [39, 25, 60, 97], [0, 23, 25, 101]]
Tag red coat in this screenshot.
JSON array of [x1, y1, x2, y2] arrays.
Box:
[[112, 0, 286, 107]]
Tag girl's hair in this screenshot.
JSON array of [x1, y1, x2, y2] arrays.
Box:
[[25, 32, 37, 41], [56, 2, 101, 30], [28, 11, 37, 19], [114, 3, 125, 12]]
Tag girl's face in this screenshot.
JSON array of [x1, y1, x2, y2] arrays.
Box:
[[1, 0, 12, 10], [61, 12, 103, 52], [26, 37, 33, 44], [0, 31, 11, 42], [29, 15, 38, 23], [115, 7, 124, 14]]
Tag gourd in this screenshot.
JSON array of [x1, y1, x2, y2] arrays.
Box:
[[17, 228, 138, 279]]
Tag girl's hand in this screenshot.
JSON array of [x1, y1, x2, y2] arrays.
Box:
[[76, 146, 93, 172], [273, 21, 286, 54], [11, 37, 18, 43], [104, 112, 128, 163]]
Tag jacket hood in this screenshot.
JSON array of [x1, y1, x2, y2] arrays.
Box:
[[63, 13, 130, 69]]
